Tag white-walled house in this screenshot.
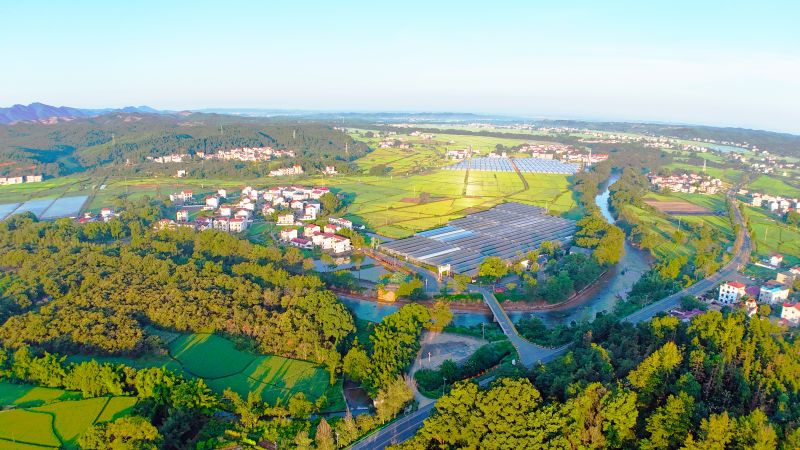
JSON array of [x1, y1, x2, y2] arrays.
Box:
[[718, 281, 746, 304], [229, 217, 248, 232], [759, 282, 790, 304], [781, 303, 800, 326]]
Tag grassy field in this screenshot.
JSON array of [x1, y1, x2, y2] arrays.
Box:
[[664, 162, 744, 184], [746, 175, 800, 197], [0, 382, 136, 449], [66, 332, 337, 409], [743, 205, 800, 266]]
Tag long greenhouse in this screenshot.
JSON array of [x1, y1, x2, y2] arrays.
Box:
[[379, 202, 577, 276]]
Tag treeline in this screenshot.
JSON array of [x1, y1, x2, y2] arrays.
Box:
[[0, 113, 370, 176], [0, 200, 354, 364], [398, 310, 800, 449]]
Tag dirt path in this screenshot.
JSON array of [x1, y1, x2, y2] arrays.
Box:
[[407, 331, 488, 405]]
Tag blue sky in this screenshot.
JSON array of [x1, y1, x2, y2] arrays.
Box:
[[1, 1, 799, 133]]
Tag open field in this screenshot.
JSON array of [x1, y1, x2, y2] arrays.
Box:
[[66, 332, 336, 408], [645, 192, 728, 212], [0, 382, 137, 449], [309, 168, 573, 238], [664, 162, 744, 184], [623, 197, 734, 263], [746, 175, 800, 197], [643, 200, 713, 215], [743, 205, 800, 266]]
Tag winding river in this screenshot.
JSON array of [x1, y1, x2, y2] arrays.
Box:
[[339, 173, 653, 327]]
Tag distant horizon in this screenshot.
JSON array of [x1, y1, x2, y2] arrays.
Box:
[[4, 101, 800, 137]]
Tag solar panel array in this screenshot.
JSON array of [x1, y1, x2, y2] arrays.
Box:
[[444, 157, 579, 174], [0, 195, 88, 221], [380, 202, 576, 275]]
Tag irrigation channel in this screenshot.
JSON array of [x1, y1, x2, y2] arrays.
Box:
[[339, 173, 653, 327]]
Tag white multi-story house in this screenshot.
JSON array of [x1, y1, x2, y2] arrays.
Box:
[[229, 217, 248, 233], [759, 282, 790, 304], [718, 281, 746, 304], [205, 196, 220, 208], [176, 209, 189, 222], [781, 303, 800, 326]]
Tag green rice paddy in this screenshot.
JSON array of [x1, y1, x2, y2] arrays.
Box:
[[0, 382, 137, 449], [66, 332, 336, 409]]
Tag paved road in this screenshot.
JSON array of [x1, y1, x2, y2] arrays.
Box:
[[471, 285, 566, 367], [349, 403, 436, 450], [624, 195, 750, 324]]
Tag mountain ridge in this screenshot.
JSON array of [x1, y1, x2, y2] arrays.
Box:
[[0, 102, 161, 124]]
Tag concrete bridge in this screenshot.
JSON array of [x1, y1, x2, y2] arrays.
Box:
[[471, 285, 568, 368]]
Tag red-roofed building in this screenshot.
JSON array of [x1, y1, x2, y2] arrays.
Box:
[[718, 281, 746, 305], [290, 237, 314, 249]]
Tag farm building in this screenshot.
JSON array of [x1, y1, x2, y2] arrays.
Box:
[[380, 202, 576, 276]]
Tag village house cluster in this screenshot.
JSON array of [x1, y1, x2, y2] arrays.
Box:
[[729, 151, 797, 177], [745, 190, 800, 214], [648, 172, 722, 194], [0, 174, 42, 185], [717, 263, 800, 326], [147, 146, 296, 164], [279, 216, 353, 254]]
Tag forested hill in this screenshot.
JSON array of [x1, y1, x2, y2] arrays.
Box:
[[0, 112, 369, 177]]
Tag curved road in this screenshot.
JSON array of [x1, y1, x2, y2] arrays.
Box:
[[351, 195, 750, 450]]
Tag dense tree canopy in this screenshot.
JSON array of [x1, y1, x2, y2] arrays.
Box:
[[0, 201, 354, 363]]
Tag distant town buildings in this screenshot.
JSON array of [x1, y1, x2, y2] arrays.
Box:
[[0, 175, 42, 185], [148, 146, 295, 164]]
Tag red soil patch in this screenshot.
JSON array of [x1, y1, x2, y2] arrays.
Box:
[[644, 200, 712, 214]]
